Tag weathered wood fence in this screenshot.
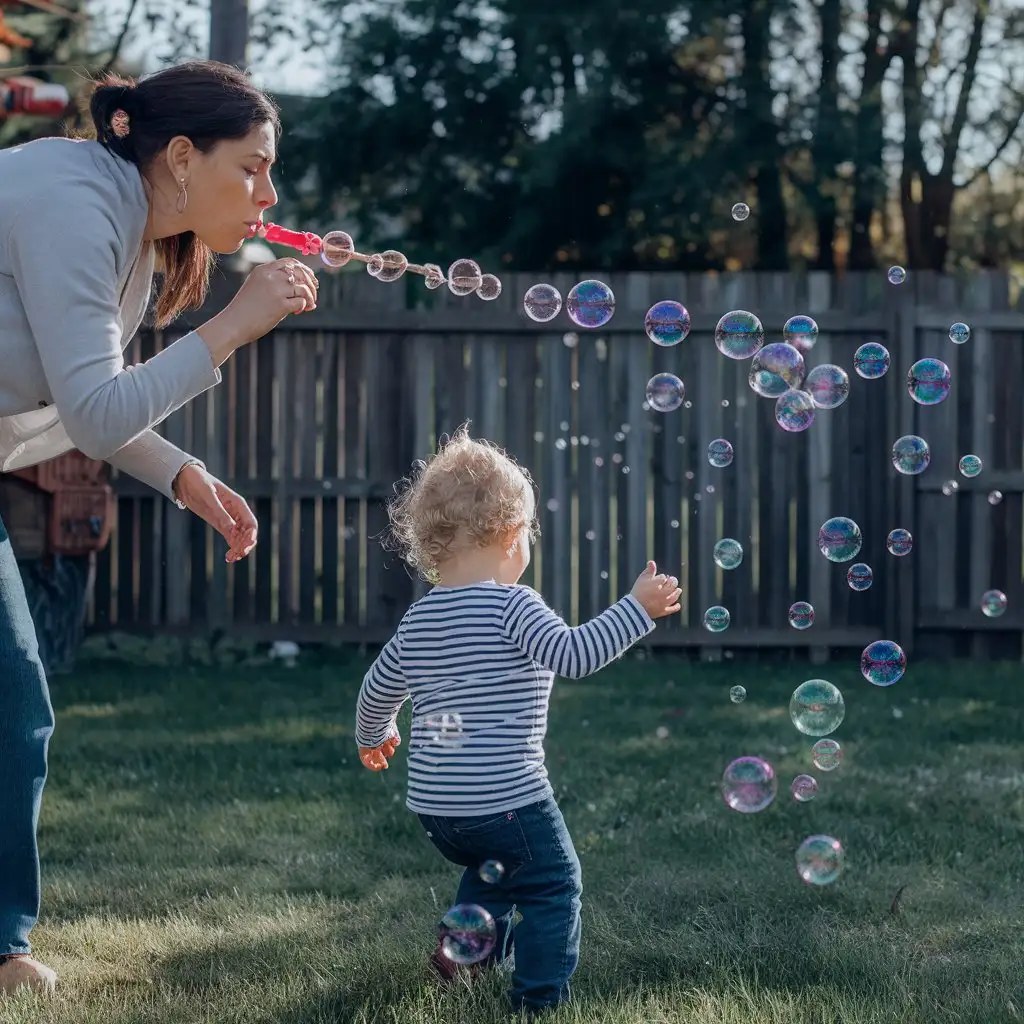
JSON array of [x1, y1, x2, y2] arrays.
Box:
[[90, 268, 1024, 660]]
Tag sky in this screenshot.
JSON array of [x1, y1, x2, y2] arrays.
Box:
[[87, 0, 332, 95]]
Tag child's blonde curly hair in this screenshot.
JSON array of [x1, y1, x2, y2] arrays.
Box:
[[386, 423, 539, 579]]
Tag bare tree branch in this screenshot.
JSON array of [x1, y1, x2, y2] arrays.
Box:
[[960, 101, 1024, 189], [100, 0, 141, 75], [940, 0, 987, 178]]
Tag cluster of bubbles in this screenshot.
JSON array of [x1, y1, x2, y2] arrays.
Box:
[[251, 222, 504, 301]]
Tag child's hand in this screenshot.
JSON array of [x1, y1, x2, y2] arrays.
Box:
[[359, 728, 401, 771], [631, 560, 682, 619]]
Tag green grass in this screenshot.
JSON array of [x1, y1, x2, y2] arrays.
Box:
[[2, 635, 1023, 1024]]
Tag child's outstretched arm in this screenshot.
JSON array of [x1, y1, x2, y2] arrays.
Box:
[[502, 561, 680, 678], [355, 635, 408, 771]]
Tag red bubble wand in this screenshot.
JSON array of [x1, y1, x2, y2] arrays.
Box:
[[247, 222, 502, 300]]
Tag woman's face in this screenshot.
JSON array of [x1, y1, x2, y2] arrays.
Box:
[[185, 122, 279, 253]]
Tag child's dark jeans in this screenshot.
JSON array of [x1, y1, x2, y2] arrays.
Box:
[[418, 795, 582, 1012]]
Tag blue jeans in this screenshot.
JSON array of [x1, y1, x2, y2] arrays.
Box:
[[418, 796, 583, 1011], [0, 511, 55, 956]]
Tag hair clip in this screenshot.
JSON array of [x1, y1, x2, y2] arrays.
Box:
[[110, 108, 130, 138]]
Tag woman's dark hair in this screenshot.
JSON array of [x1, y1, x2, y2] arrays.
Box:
[[87, 60, 281, 328]]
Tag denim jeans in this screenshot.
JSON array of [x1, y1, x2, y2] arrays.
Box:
[[0, 511, 55, 956], [418, 796, 583, 1011]]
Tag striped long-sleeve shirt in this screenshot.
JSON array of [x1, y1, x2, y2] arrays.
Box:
[[354, 582, 655, 815]]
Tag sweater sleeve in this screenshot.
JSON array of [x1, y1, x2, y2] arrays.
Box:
[[105, 429, 197, 501], [502, 586, 655, 678], [354, 635, 408, 748], [5, 188, 222, 461]]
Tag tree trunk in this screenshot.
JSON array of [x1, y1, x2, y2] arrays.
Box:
[[741, 0, 788, 270], [811, 0, 841, 270], [847, 0, 890, 269]]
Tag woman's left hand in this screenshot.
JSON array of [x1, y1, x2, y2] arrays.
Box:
[[173, 464, 258, 562]]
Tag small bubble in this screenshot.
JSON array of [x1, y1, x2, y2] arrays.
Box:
[[981, 589, 1007, 617], [729, 685, 746, 703], [684, 400, 693, 409], [989, 490, 1003, 505], [958, 454, 982, 477], [941, 480, 958, 496], [546, 498, 559, 512], [887, 265, 907, 285], [524, 283, 562, 322], [585, 530, 596, 541], [562, 332, 578, 348], [554, 438, 567, 451], [731, 202, 751, 222], [670, 519, 679, 528]]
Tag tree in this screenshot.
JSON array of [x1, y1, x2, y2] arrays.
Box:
[[895, 0, 1024, 271]]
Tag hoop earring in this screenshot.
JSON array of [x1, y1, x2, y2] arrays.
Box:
[[175, 178, 188, 215]]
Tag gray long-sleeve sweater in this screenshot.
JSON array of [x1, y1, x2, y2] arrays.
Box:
[[0, 135, 222, 499]]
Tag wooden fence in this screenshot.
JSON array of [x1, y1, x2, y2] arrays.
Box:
[[90, 268, 1024, 660]]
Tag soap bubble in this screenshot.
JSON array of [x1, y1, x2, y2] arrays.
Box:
[[805, 364, 850, 409], [729, 685, 747, 703], [907, 358, 951, 406], [949, 322, 970, 344], [373, 250, 408, 283], [847, 563, 873, 591], [423, 263, 446, 289], [645, 300, 691, 346], [989, 490, 1003, 505], [853, 342, 890, 379], [715, 310, 765, 359], [788, 601, 815, 629], [524, 283, 562, 322], [713, 538, 743, 570], [320, 230, 355, 268], [818, 517, 862, 562], [789, 679, 846, 737], [708, 439, 734, 468], [567, 279, 615, 328], [942, 480, 959, 496], [749, 343, 805, 398], [478, 860, 505, 884], [731, 202, 750, 222], [782, 315, 818, 354], [860, 640, 906, 685], [721, 756, 777, 813], [448, 259, 483, 296], [887, 265, 906, 285], [791, 774, 818, 802], [425, 711, 465, 743], [439, 904, 497, 965], [892, 435, 931, 475], [366, 254, 384, 277], [775, 390, 815, 432], [811, 738, 843, 771], [477, 274, 502, 300], [958, 454, 982, 478], [886, 528, 913, 556], [981, 589, 1007, 617], [646, 373, 686, 412], [796, 834, 845, 885], [704, 606, 731, 632]]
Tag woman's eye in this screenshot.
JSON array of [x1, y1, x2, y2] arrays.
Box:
[[244, 168, 258, 177]]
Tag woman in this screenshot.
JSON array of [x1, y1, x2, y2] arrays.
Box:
[[0, 59, 320, 995]]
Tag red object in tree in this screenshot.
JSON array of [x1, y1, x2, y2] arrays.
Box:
[[0, 75, 69, 117]]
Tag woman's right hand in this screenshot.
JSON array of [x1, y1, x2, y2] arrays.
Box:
[[198, 258, 319, 364]]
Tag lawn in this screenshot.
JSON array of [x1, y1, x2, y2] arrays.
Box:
[[1, 634, 1022, 1024]]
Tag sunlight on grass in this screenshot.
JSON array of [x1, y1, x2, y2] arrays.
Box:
[[0, 647, 1020, 1023]]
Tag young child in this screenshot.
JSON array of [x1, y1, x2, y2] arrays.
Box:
[[354, 424, 680, 1015]]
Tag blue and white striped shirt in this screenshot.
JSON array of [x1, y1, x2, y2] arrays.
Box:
[[354, 583, 655, 815]]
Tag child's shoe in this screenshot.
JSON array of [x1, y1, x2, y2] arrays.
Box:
[[428, 944, 483, 984], [0, 956, 57, 996]]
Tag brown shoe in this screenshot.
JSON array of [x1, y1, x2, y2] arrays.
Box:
[[0, 956, 57, 996]]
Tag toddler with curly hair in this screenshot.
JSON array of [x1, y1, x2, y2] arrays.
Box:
[[354, 423, 680, 1016]]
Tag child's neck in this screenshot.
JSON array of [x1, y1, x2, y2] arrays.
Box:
[[435, 552, 503, 588]]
